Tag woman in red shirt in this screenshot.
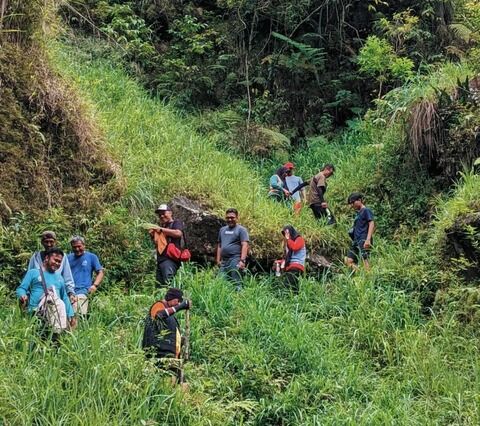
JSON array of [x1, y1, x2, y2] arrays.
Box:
[[281, 225, 306, 292]]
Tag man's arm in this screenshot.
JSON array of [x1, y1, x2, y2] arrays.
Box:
[[156, 300, 191, 319], [216, 243, 222, 265], [364, 221, 375, 249], [59, 283, 75, 319], [160, 227, 183, 238], [16, 270, 33, 303], [27, 254, 38, 270], [62, 256, 76, 296], [89, 269, 105, 293], [89, 254, 104, 293], [238, 241, 249, 270]]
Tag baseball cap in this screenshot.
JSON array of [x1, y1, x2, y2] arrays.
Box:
[[41, 230, 57, 240], [155, 203, 171, 213], [284, 162, 295, 169]]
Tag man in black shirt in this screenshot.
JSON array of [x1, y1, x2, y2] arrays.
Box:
[[142, 288, 191, 383], [148, 204, 185, 287]]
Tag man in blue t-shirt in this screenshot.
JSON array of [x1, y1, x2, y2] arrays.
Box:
[[216, 208, 249, 290], [17, 247, 76, 329], [28, 230, 76, 299], [345, 192, 375, 271], [68, 236, 104, 315]]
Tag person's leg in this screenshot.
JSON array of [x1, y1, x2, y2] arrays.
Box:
[[284, 270, 300, 293], [345, 245, 359, 271], [293, 201, 302, 215], [220, 257, 243, 290], [310, 204, 328, 220], [156, 259, 180, 288], [360, 246, 371, 271], [73, 294, 89, 316]]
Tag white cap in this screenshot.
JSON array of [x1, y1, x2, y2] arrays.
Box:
[[155, 203, 171, 212]]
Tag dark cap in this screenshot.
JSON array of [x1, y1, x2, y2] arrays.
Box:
[[348, 192, 364, 204], [155, 203, 172, 213], [165, 287, 183, 302], [41, 230, 57, 240]]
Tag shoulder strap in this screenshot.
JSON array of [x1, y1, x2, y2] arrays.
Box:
[[36, 253, 49, 296], [166, 221, 188, 248]]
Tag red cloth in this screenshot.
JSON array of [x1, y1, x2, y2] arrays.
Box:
[[286, 236, 305, 251]]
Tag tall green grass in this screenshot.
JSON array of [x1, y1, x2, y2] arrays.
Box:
[[2, 267, 480, 424], [2, 36, 480, 425]]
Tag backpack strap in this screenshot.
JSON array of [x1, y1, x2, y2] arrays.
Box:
[[165, 221, 187, 249]]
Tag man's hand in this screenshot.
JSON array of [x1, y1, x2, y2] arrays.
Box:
[[88, 285, 97, 294], [69, 294, 77, 303], [69, 317, 77, 330], [321, 202, 328, 209], [19, 295, 28, 305], [364, 239, 372, 249], [237, 259, 246, 270], [283, 189, 290, 197]]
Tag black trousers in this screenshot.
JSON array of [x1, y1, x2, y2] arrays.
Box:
[[156, 259, 180, 287], [284, 269, 302, 293], [310, 204, 336, 225]]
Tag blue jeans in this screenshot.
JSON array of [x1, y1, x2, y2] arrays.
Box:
[[219, 257, 243, 290]]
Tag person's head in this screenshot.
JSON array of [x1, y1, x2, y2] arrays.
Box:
[[155, 203, 173, 224], [70, 236, 86, 257], [281, 225, 299, 240], [348, 192, 364, 210], [41, 230, 57, 250], [43, 247, 64, 273], [284, 162, 295, 176], [164, 287, 184, 306], [322, 164, 335, 178], [225, 208, 238, 228], [276, 166, 289, 181]]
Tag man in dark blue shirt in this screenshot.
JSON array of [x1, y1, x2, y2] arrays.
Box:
[[345, 192, 375, 271]]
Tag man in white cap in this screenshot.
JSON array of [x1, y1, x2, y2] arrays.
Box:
[[148, 204, 185, 287], [28, 230, 76, 301]]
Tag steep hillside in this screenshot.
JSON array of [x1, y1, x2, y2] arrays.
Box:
[[1, 1, 480, 424]]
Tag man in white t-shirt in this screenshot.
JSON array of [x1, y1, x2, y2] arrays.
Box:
[[284, 162, 305, 215]]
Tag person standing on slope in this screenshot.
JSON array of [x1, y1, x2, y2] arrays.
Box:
[[308, 164, 335, 224], [345, 192, 375, 271], [216, 208, 250, 290], [148, 204, 185, 287], [68, 236, 104, 315], [28, 231, 76, 301]]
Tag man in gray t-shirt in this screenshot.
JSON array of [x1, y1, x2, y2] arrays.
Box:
[[216, 208, 249, 290]]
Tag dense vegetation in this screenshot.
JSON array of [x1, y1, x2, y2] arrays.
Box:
[[1, 0, 480, 424]]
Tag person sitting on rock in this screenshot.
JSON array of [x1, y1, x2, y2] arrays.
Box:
[[280, 225, 306, 292]]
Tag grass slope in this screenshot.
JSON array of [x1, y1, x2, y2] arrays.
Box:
[[1, 40, 479, 425]]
